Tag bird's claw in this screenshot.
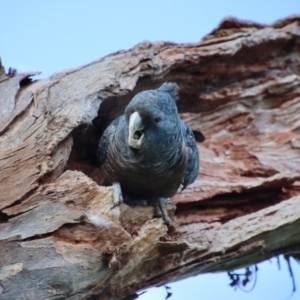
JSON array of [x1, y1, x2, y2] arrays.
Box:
[[153, 201, 162, 218], [152, 197, 170, 226]]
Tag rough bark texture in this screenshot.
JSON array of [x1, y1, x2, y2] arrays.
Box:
[[1, 16, 300, 300]]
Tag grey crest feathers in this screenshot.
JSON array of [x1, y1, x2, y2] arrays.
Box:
[[157, 82, 179, 101]]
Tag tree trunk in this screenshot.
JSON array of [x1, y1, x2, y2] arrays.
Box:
[[1, 16, 300, 300]]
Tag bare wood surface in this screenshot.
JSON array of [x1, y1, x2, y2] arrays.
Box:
[[1, 16, 300, 299]]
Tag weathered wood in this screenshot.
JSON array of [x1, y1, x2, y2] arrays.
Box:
[[1, 16, 300, 299]]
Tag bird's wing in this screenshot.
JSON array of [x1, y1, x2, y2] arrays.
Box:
[[97, 116, 122, 166], [182, 123, 199, 190]]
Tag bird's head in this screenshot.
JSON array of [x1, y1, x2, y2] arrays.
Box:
[[125, 82, 179, 150]]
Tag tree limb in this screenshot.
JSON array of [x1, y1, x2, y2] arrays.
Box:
[[1, 16, 300, 300]]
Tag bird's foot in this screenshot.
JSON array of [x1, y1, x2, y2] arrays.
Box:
[[110, 182, 123, 209], [152, 197, 170, 226], [153, 201, 162, 218]]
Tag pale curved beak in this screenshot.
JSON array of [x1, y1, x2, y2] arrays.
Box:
[[128, 111, 145, 149]]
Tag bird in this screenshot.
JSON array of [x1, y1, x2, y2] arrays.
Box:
[[97, 82, 202, 225]]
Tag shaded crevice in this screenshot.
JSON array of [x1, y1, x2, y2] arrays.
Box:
[[19, 75, 36, 88], [20, 231, 55, 242], [1, 186, 38, 212], [64, 123, 103, 184], [239, 168, 278, 178], [20, 221, 85, 243], [0, 211, 8, 223], [175, 188, 285, 224], [5, 204, 39, 219]]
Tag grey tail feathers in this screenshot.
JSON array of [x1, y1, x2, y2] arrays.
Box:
[[157, 82, 179, 100]]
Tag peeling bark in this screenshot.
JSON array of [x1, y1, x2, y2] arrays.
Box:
[[1, 16, 300, 300]]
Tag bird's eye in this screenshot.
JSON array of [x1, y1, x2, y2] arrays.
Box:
[[154, 117, 161, 124]]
